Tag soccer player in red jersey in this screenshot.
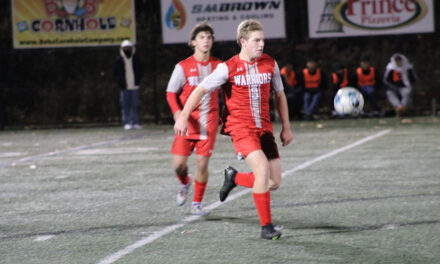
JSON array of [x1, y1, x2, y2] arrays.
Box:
[[166, 22, 222, 215], [174, 19, 293, 239]]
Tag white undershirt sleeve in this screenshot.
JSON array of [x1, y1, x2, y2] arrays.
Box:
[[272, 61, 284, 93], [166, 64, 186, 93]]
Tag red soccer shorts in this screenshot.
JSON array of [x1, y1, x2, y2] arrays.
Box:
[[171, 135, 216, 157], [229, 129, 279, 160]]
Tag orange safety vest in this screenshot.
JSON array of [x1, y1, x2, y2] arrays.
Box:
[[332, 68, 348, 88], [280, 67, 297, 87], [357, 67, 375, 86], [303, 68, 321, 89], [393, 70, 401, 82]]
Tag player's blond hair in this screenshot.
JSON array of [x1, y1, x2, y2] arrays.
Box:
[[188, 21, 215, 48], [236, 19, 263, 46]]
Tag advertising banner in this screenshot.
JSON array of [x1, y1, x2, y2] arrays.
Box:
[[12, 0, 136, 48], [161, 0, 285, 44], [308, 0, 434, 38]]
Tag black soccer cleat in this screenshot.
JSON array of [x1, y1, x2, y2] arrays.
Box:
[[219, 166, 237, 202], [261, 224, 282, 240]]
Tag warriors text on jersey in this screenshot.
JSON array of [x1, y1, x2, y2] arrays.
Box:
[[199, 54, 283, 134], [166, 56, 222, 140]]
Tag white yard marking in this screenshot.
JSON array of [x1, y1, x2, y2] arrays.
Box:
[[74, 147, 158, 155], [0, 152, 26, 158], [97, 129, 391, 264], [0, 133, 146, 168], [34, 235, 55, 242]]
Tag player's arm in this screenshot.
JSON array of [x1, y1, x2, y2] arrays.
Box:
[[174, 85, 210, 136], [174, 62, 229, 136], [272, 62, 293, 147], [166, 64, 186, 121]]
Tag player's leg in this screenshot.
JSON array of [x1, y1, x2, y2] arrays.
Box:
[[219, 132, 260, 202], [261, 131, 281, 190], [220, 131, 278, 200], [173, 154, 190, 185], [268, 158, 281, 190], [191, 137, 215, 215], [171, 136, 194, 206], [246, 150, 281, 240], [173, 154, 191, 206], [191, 155, 210, 215]]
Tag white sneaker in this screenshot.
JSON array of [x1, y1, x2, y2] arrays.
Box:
[[132, 124, 142, 130], [124, 124, 132, 130], [176, 180, 191, 206], [191, 202, 209, 216]]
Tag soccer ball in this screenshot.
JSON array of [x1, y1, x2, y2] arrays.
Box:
[[334, 87, 364, 116]]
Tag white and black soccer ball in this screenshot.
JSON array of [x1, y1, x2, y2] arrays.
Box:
[[334, 87, 364, 116]]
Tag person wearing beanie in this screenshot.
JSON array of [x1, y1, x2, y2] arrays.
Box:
[[113, 40, 143, 130]]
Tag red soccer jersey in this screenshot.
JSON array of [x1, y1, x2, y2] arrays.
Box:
[[200, 54, 283, 134], [166, 55, 222, 140]]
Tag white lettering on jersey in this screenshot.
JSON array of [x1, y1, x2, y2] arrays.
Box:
[[233, 73, 272, 86], [188, 76, 199, 86]]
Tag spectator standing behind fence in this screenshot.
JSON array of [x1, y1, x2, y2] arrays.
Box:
[[330, 61, 349, 117], [383, 54, 418, 117], [297, 58, 327, 121], [351, 55, 383, 117], [280, 64, 302, 120], [113, 40, 143, 130]]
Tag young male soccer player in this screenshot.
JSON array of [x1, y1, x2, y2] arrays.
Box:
[[166, 22, 222, 215], [174, 19, 293, 239]]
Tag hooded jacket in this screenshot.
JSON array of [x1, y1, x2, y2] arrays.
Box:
[[113, 41, 143, 90], [383, 53, 417, 89]]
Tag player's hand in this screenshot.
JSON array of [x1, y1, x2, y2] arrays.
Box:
[[173, 110, 181, 121], [174, 115, 188, 136], [280, 128, 293, 146]]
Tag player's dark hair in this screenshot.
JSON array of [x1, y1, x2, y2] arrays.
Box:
[[188, 21, 215, 48]]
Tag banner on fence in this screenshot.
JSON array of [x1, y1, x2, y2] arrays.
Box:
[[160, 0, 286, 44], [12, 0, 136, 48], [308, 0, 434, 38]]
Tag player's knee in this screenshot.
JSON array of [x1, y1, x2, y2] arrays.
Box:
[[174, 164, 188, 176], [255, 161, 270, 176], [269, 180, 280, 190], [195, 157, 209, 172]]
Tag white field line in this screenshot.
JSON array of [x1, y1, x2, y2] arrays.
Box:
[[0, 133, 146, 168], [34, 235, 55, 242], [97, 129, 391, 264]]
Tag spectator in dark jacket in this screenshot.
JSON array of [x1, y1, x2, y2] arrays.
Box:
[[114, 40, 143, 130]]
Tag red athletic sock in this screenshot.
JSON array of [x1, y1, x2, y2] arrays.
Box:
[[193, 180, 207, 203], [176, 174, 189, 185], [234, 172, 254, 188], [253, 191, 272, 226]]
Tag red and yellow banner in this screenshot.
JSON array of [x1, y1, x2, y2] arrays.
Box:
[[12, 0, 136, 48]]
